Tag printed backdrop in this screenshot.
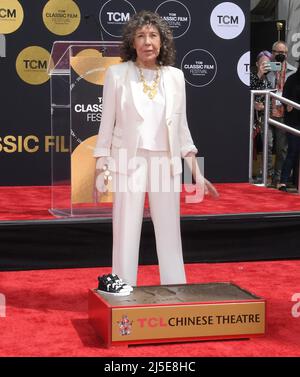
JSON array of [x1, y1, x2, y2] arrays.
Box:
[[0, 0, 250, 186]]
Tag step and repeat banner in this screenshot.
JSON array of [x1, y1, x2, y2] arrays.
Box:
[[0, 0, 250, 186]]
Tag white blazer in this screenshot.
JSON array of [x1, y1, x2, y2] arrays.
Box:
[[93, 61, 198, 175]]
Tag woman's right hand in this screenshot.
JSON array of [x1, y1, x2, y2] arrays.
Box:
[[93, 157, 109, 203], [257, 61, 270, 79]]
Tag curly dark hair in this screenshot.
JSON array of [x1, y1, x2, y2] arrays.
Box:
[[120, 10, 176, 66]]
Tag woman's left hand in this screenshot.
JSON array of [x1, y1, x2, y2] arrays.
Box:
[[204, 178, 219, 198], [184, 152, 219, 199]]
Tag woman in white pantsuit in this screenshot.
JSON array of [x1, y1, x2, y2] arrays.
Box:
[[94, 11, 217, 287]]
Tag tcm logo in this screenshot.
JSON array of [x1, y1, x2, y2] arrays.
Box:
[[16, 46, 51, 85], [291, 293, 300, 318], [217, 15, 239, 25], [0, 1, 24, 34], [237, 51, 250, 86], [0, 293, 6, 318], [0, 8, 16, 18], [99, 0, 136, 37], [210, 2, 245, 40], [23, 59, 47, 70], [107, 12, 130, 22]]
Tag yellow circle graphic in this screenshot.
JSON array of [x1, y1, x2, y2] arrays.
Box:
[[70, 49, 121, 86], [71, 135, 113, 204], [0, 0, 24, 34], [42, 0, 81, 36], [16, 46, 52, 85]]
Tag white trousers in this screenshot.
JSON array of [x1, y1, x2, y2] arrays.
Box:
[[111, 149, 186, 286]]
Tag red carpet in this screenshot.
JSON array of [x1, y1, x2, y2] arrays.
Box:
[[0, 260, 300, 356], [0, 183, 300, 221]]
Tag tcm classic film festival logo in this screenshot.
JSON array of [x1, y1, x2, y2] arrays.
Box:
[[155, 0, 191, 39], [69, 51, 120, 147], [42, 0, 81, 35], [181, 49, 217, 88]]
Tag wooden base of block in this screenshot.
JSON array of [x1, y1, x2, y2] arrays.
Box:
[[88, 282, 265, 347]]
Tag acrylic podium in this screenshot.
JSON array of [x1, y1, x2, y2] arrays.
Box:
[[47, 41, 121, 217]]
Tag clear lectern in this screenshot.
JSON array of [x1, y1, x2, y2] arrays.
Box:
[[48, 41, 121, 217]]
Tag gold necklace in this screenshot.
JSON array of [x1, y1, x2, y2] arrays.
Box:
[[138, 66, 161, 100]]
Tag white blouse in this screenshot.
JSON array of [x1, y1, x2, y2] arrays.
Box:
[[136, 67, 169, 151]]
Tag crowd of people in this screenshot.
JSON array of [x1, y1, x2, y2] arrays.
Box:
[[250, 41, 300, 192]]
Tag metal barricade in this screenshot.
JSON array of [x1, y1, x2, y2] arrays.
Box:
[[250, 90, 300, 192]]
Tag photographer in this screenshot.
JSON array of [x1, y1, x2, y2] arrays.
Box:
[[250, 50, 273, 175], [266, 41, 291, 187]]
